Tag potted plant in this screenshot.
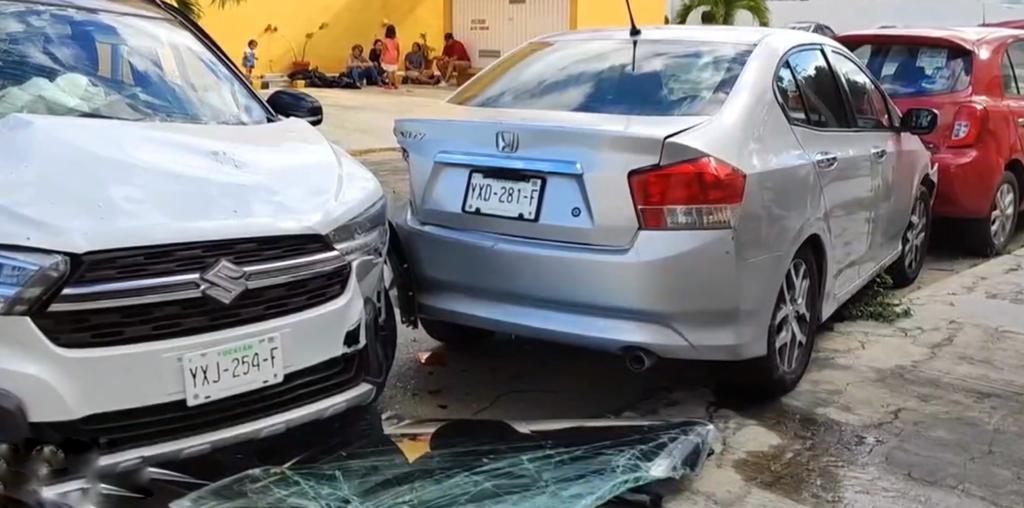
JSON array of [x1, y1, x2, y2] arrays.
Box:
[[292, 22, 328, 72], [419, 32, 437, 66]]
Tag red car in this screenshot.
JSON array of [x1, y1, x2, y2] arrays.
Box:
[[838, 28, 1024, 255]]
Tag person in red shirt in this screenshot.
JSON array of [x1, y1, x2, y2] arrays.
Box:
[[437, 32, 471, 85]]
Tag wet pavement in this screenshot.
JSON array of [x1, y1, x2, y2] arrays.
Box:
[[358, 150, 1024, 507]]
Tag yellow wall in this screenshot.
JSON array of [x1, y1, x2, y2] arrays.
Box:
[[199, 0, 663, 75], [199, 0, 446, 76], [574, 0, 666, 29]]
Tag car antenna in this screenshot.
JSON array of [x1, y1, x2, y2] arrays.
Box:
[[625, 0, 641, 71], [625, 0, 642, 37]]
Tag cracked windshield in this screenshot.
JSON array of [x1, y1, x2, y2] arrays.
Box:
[[2, 0, 1023, 507]]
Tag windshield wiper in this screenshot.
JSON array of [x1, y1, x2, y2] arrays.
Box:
[[74, 111, 143, 122]]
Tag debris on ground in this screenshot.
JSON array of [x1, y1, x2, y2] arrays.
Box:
[[416, 351, 447, 367], [171, 419, 718, 508], [835, 274, 912, 323]]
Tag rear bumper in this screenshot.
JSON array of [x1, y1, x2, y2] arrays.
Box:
[[932, 149, 1001, 219], [396, 212, 780, 361]]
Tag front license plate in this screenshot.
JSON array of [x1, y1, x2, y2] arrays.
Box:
[[182, 335, 284, 407], [463, 171, 545, 221]]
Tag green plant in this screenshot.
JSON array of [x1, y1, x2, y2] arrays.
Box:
[[835, 274, 913, 324], [419, 33, 437, 62], [674, 0, 770, 26], [173, 0, 246, 19], [299, 23, 330, 62]]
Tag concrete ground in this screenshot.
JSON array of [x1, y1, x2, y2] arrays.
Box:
[[316, 88, 1024, 506]]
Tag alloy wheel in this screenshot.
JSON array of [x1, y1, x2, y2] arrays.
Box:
[[773, 259, 812, 373], [903, 197, 928, 274], [990, 182, 1017, 249]]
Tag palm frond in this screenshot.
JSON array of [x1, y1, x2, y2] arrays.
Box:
[[674, 0, 720, 24], [732, 0, 771, 26]]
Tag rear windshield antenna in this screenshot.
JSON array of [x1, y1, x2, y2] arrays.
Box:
[[626, 0, 642, 37]]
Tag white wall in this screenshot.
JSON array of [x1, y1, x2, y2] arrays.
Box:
[[670, 0, 1024, 33]]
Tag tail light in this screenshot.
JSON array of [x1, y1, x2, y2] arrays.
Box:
[[628, 157, 746, 230], [947, 103, 987, 148]]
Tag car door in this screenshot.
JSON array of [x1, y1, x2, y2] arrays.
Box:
[[777, 47, 874, 295], [827, 49, 904, 266], [1002, 41, 1024, 152]]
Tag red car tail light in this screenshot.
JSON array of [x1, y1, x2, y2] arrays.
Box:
[[628, 157, 746, 230], [947, 103, 987, 148]]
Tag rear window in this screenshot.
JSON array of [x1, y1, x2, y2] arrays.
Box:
[[448, 40, 752, 116], [851, 43, 972, 97]]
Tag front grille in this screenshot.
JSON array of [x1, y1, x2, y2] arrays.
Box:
[[34, 267, 349, 348], [33, 344, 364, 453], [69, 236, 331, 284], [33, 236, 351, 348]]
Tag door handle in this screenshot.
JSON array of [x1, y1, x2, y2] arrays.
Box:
[[814, 152, 839, 171], [871, 147, 889, 162]]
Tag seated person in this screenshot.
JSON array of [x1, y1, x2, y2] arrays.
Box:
[[368, 39, 388, 86], [404, 42, 440, 85], [436, 32, 471, 85], [347, 44, 378, 86]]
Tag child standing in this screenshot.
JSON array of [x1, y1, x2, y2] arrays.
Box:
[[242, 39, 258, 82], [381, 25, 400, 90]]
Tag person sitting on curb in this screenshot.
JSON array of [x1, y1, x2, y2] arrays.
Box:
[[437, 32, 471, 85], [347, 44, 378, 87], [404, 42, 441, 85]]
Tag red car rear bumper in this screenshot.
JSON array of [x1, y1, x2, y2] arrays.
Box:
[[932, 149, 1001, 219]]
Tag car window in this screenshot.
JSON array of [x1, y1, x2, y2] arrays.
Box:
[[851, 43, 972, 98], [1003, 52, 1019, 96], [448, 40, 753, 116], [776, 62, 811, 124], [1006, 42, 1024, 97], [0, 1, 267, 124], [785, 49, 849, 129], [830, 52, 892, 129]]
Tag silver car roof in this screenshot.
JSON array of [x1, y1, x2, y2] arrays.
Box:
[[540, 25, 838, 47]]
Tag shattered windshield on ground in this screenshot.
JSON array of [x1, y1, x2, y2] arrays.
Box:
[[12, 409, 717, 508], [0, 1, 267, 124], [172, 419, 717, 508]]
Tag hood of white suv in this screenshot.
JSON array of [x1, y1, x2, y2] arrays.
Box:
[[0, 114, 381, 253]]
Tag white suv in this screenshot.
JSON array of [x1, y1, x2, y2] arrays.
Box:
[[0, 0, 395, 481]]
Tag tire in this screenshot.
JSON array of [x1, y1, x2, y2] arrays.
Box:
[[420, 318, 494, 348], [365, 292, 398, 403], [724, 247, 821, 399], [967, 172, 1019, 257], [887, 184, 932, 289]]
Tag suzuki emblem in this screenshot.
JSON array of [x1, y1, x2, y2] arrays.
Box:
[[200, 259, 248, 305], [496, 131, 520, 154]]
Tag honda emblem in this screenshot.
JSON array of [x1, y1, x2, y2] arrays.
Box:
[[496, 131, 520, 154]]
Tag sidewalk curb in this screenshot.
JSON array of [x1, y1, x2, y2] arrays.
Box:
[[350, 147, 401, 157]]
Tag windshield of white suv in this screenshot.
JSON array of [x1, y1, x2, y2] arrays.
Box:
[[448, 40, 752, 116], [0, 1, 267, 124]]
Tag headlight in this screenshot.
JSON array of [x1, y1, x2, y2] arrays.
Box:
[[326, 197, 388, 262], [0, 249, 69, 315]]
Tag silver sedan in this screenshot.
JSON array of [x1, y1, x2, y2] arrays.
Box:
[[392, 26, 937, 397]]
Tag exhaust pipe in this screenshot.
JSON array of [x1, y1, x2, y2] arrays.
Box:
[[624, 349, 658, 373]]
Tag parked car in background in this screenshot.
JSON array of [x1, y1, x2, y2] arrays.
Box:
[[392, 26, 937, 398], [786, 22, 838, 38], [840, 28, 1024, 255], [0, 0, 395, 490]]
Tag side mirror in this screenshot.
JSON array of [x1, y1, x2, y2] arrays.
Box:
[[900, 108, 938, 136], [266, 89, 323, 126]]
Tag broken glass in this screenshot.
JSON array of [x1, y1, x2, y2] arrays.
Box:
[[172, 419, 717, 508]]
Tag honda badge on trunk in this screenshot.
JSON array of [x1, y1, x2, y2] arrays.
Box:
[[496, 131, 519, 154]]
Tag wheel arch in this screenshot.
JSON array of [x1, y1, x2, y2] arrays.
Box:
[[1006, 159, 1024, 203], [797, 233, 828, 323]]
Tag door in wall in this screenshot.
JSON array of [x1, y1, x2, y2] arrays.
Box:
[[453, 0, 570, 68]]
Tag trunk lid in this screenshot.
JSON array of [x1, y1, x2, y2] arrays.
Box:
[[396, 109, 708, 247]]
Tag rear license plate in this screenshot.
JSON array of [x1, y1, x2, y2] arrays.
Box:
[[182, 335, 284, 407], [462, 171, 545, 221]]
